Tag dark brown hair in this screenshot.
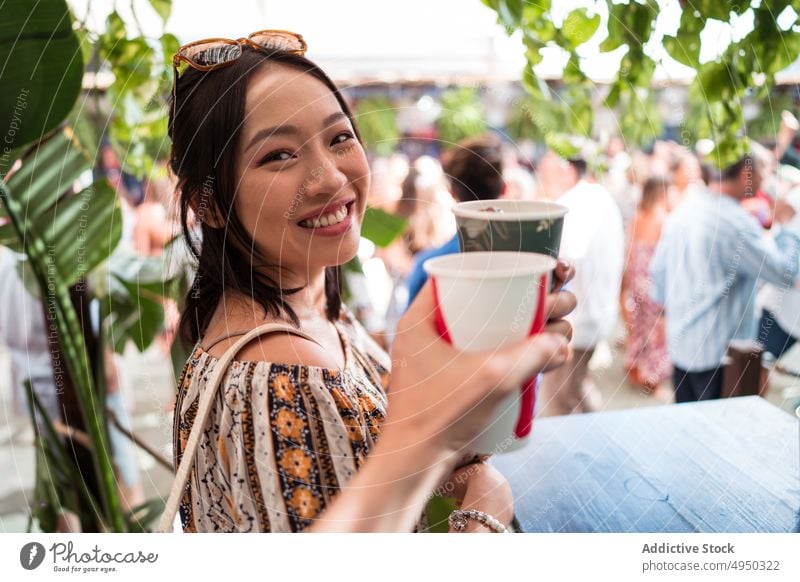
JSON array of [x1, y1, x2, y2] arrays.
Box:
[[701, 154, 755, 185], [443, 133, 504, 202], [639, 176, 669, 211], [168, 49, 360, 345]]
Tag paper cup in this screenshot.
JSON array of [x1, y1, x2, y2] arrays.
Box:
[[423, 251, 556, 454], [452, 200, 568, 258]]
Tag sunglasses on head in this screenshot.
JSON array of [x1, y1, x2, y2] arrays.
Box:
[[171, 29, 307, 106]]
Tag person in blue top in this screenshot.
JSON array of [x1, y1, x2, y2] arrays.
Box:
[[650, 153, 800, 402], [405, 133, 506, 307]]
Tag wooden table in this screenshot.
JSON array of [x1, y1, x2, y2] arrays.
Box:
[[492, 396, 800, 532]]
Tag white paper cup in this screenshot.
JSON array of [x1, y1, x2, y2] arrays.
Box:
[[423, 251, 556, 454]]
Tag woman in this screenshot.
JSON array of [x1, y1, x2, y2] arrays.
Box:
[[168, 31, 575, 532], [621, 177, 672, 401]]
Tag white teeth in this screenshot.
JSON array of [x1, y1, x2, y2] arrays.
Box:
[[300, 204, 350, 228]]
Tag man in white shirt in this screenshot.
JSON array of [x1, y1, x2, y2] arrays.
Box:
[[538, 154, 625, 416]]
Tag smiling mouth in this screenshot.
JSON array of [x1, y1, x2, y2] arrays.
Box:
[[298, 201, 354, 229]]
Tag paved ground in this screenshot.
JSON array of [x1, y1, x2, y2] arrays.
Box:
[[2, 325, 799, 532]]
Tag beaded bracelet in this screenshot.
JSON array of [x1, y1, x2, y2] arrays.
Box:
[[448, 509, 508, 533]]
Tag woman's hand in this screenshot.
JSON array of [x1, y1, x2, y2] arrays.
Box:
[[386, 261, 575, 458], [545, 259, 576, 343], [441, 462, 514, 533], [314, 260, 576, 532]]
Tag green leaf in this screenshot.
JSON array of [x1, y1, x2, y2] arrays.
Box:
[[522, 0, 550, 24], [497, 0, 523, 29], [562, 8, 600, 47], [124, 498, 166, 532], [663, 33, 701, 68], [697, 61, 735, 102], [161, 32, 181, 66], [562, 52, 585, 85], [0, 0, 84, 149], [529, 18, 557, 43], [600, 3, 628, 52], [708, 135, 750, 169], [436, 87, 487, 146], [604, 83, 623, 109], [360, 207, 408, 248], [694, 0, 733, 21], [38, 181, 122, 287], [72, 25, 95, 75], [545, 133, 580, 159], [353, 97, 400, 157], [148, 0, 172, 24], [109, 278, 164, 352], [424, 495, 458, 533], [105, 11, 127, 43], [5, 128, 91, 222]]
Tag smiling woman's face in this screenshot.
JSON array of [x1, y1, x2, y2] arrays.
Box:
[[233, 63, 369, 283]]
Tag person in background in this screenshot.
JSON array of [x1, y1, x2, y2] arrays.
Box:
[[405, 133, 506, 306], [533, 149, 572, 202], [621, 177, 673, 402], [501, 146, 536, 201], [758, 184, 800, 361], [650, 154, 800, 402], [668, 150, 702, 210], [134, 162, 177, 256], [604, 137, 636, 228], [395, 157, 454, 257], [537, 147, 625, 416]]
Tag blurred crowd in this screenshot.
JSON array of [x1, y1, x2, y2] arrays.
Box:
[[353, 112, 800, 415]]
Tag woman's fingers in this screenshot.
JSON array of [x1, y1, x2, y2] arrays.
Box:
[[487, 332, 570, 390], [552, 259, 575, 290], [545, 289, 576, 321], [543, 319, 573, 342]]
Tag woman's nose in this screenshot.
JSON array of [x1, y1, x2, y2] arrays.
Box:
[[305, 155, 348, 198]]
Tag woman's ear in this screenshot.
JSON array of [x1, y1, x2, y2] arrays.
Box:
[[188, 186, 225, 228]]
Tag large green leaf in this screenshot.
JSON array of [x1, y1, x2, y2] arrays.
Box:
[[102, 250, 179, 354], [4, 129, 90, 220], [2, 175, 125, 531], [0, 0, 83, 149], [106, 278, 164, 352], [360, 207, 408, 248], [0, 129, 91, 251], [1, 129, 121, 286], [39, 181, 122, 287]]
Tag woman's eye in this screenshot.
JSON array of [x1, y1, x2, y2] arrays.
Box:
[[259, 150, 294, 165], [331, 132, 354, 146]]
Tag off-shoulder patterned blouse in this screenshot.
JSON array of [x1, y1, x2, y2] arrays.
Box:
[[172, 307, 392, 532]]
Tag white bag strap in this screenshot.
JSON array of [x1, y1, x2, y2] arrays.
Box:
[[158, 322, 320, 532]]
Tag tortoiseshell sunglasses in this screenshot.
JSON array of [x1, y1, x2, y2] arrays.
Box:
[[172, 29, 307, 103]]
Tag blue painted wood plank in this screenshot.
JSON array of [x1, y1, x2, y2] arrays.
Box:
[[493, 396, 800, 533]]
